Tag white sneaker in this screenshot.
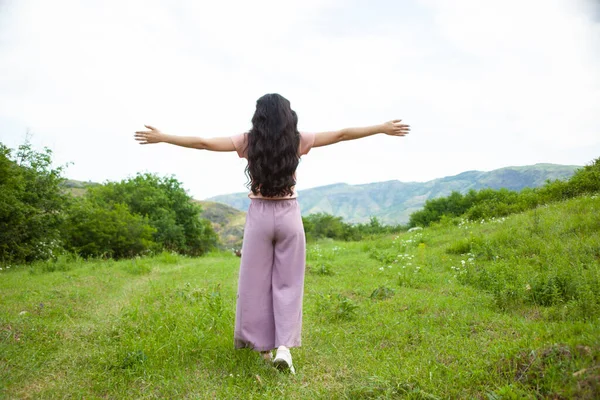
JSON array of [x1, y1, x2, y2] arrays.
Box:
[[273, 346, 296, 374]]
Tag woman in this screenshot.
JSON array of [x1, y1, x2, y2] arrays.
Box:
[[134, 93, 410, 374]]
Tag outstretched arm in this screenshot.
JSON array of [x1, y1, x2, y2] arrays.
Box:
[[313, 120, 410, 148], [134, 125, 236, 152]]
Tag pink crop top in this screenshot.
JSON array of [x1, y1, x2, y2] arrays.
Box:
[[230, 132, 316, 200]]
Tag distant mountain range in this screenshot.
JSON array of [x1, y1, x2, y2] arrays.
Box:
[[208, 163, 580, 224]]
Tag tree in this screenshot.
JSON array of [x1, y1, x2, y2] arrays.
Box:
[[83, 173, 218, 256], [0, 142, 70, 263], [63, 199, 155, 258]]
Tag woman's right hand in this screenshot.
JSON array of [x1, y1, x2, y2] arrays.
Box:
[[382, 120, 410, 137], [134, 125, 164, 144]]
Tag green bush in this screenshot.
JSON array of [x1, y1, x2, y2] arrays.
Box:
[[538, 158, 600, 202], [409, 191, 471, 227], [0, 142, 70, 263], [302, 213, 357, 241], [2, 141, 218, 263], [409, 157, 600, 227], [82, 173, 218, 256], [303, 214, 403, 242], [63, 198, 156, 258]]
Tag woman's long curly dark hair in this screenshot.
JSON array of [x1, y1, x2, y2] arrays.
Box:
[[245, 93, 300, 197]]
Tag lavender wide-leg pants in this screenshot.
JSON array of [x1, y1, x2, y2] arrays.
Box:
[[234, 199, 306, 351]]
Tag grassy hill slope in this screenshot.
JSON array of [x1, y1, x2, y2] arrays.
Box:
[[1, 194, 598, 398], [193, 200, 245, 249]]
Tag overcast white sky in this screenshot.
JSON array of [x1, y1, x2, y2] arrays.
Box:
[[1, 0, 599, 199]]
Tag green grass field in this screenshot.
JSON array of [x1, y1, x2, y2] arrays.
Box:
[[1, 195, 599, 399]]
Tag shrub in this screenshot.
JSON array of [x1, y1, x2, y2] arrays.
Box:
[[82, 173, 218, 256], [0, 142, 70, 263], [409, 157, 600, 227], [63, 198, 156, 258], [303, 214, 404, 242], [303, 213, 357, 241]]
